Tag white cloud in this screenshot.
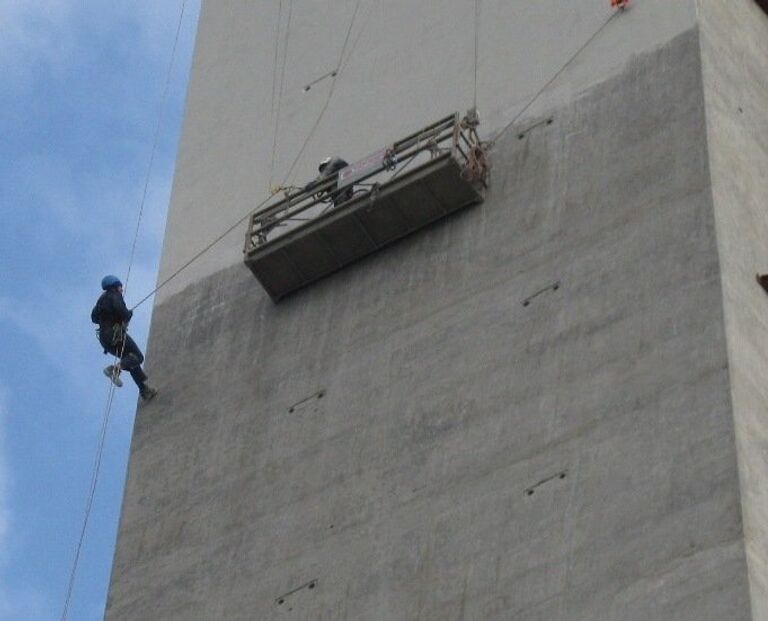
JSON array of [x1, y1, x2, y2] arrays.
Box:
[[0, 384, 38, 621], [0, 0, 75, 84], [0, 1, 189, 66]]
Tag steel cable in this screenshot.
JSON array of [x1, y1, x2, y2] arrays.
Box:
[[489, 9, 620, 145]]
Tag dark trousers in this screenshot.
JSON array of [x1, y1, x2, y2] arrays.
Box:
[[328, 183, 354, 207], [102, 333, 148, 389]]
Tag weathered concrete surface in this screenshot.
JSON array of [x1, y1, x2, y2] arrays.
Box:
[[105, 30, 754, 620], [156, 0, 698, 302], [699, 1, 768, 617]]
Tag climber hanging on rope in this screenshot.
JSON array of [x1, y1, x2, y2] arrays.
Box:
[[91, 275, 157, 401]]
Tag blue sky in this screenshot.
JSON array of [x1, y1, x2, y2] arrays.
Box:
[[0, 1, 199, 618]]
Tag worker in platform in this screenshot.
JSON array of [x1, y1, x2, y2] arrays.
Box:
[[91, 275, 157, 401], [307, 156, 354, 206]]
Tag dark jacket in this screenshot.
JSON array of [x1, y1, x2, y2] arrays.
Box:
[[91, 289, 133, 349], [305, 158, 353, 205], [320, 157, 348, 177]]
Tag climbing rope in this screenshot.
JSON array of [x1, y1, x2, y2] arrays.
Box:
[[124, 0, 188, 298], [59, 2, 189, 619], [473, 0, 480, 110], [132, 192, 275, 309], [269, 0, 293, 190], [281, 0, 363, 184], [59, 384, 117, 621], [489, 8, 621, 145], [270, 0, 284, 121], [338, 0, 379, 74]]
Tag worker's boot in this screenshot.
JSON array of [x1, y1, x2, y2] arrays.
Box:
[[103, 364, 123, 388], [140, 384, 158, 402]]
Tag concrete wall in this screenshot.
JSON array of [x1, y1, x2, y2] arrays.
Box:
[[156, 0, 698, 301], [699, 0, 768, 617], [105, 29, 755, 620]]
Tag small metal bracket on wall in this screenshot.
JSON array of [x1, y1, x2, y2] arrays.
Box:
[[525, 470, 567, 497], [522, 281, 560, 307], [275, 579, 318, 609], [517, 117, 554, 140]]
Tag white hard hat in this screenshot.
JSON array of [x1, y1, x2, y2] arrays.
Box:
[[318, 157, 332, 172]]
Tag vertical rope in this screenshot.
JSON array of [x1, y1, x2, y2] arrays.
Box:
[[338, 0, 379, 74], [269, 0, 294, 190], [124, 0, 188, 297], [59, 385, 117, 621], [473, 0, 480, 109], [489, 9, 620, 144], [282, 0, 362, 184], [270, 0, 284, 121], [59, 1, 189, 618]]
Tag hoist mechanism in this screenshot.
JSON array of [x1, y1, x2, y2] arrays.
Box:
[[244, 111, 490, 301]]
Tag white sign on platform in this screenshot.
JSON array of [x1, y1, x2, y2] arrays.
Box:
[[338, 148, 388, 188]]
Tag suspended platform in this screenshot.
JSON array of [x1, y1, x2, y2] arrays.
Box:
[[244, 112, 489, 301]]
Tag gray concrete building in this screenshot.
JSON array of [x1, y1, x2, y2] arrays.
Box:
[[105, 1, 768, 619]]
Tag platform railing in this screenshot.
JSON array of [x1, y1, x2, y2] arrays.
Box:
[[244, 111, 489, 253]]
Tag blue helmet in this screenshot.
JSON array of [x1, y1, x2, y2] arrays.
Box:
[[101, 275, 122, 290]]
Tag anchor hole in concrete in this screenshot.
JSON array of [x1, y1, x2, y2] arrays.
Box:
[[277, 598, 285, 605], [526, 489, 534, 496], [559, 472, 566, 479], [546, 118, 553, 125]]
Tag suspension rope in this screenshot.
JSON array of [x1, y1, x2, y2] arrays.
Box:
[[269, 0, 293, 190], [133, 5, 623, 311], [338, 0, 379, 74], [59, 2, 189, 619], [473, 0, 480, 110], [124, 0, 188, 297], [132, 193, 274, 309], [489, 9, 620, 145], [282, 0, 362, 184], [270, 0, 284, 121], [59, 384, 117, 621]]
